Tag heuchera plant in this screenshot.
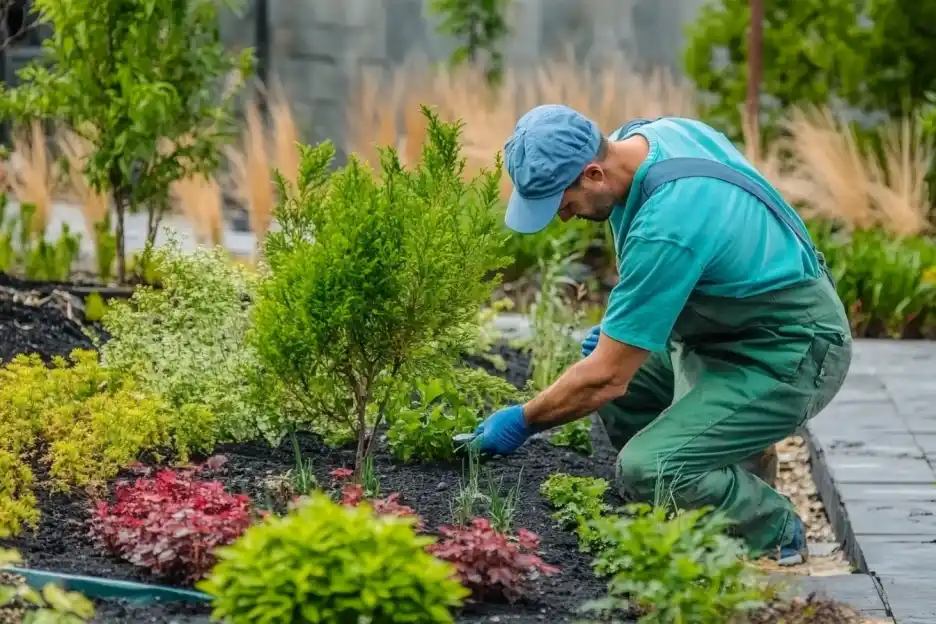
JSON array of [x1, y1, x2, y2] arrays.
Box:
[[89, 469, 252, 582], [426, 517, 559, 603]]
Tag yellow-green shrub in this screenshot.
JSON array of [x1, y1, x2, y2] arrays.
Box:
[[199, 492, 469, 624], [0, 349, 216, 536]]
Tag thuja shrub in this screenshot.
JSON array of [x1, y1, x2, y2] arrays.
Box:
[[0, 350, 190, 536], [199, 492, 469, 624], [90, 468, 252, 583], [539, 473, 612, 554], [99, 234, 283, 445], [583, 503, 774, 623], [251, 106, 510, 469], [426, 517, 559, 603]]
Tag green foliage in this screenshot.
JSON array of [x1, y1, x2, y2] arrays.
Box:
[[83, 291, 106, 322], [0, 549, 96, 623], [808, 221, 936, 338], [386, 366, 520, 462], [251, 106, 510, 469], [539, 473, 612, 554], [199, 491, 469, 624], [98, 233, 281, 445], [0, 349, 195, 536], [0, 0, 254, 282], [684, 0, 866, 140], [582, 504, 773, 623], [0, 197, 82, 281], [429, 0, 511, 86], [549, 418, 593, 456], [93, 215, 117, 283], [525, 233, 594, 455]]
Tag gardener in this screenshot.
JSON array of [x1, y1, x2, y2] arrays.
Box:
[[471, 105, 853, 566]]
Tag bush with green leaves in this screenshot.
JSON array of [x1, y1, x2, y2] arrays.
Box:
[[807, 221, 936, 338], [251, 106, 510, 470], [582, 503, 774, 623], [386, 366, 520, 462], [0, 0, 253, 282], [684, 0, 936, 141], [1, 548, 95, 623], [199, 491, 469, 624], [539, 473, 612, 554], [428, 0, 511, 86], [98, 234, 282, 444]]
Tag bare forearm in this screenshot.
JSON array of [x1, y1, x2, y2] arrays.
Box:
[[523, 357, 629, 430]]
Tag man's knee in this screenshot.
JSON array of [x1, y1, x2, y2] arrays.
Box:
[[615, 451, 663, 501]]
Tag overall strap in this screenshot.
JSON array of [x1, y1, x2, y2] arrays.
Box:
[[639, 157, 818, 255], [612, 117, 663, 141]]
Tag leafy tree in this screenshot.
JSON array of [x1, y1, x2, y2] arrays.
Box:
[[250, 106, 510, 471], [429, 0, 510, 86], [683, 0, 866, 140], [0, 0, 254, 282], [685, 0, 936, 142]]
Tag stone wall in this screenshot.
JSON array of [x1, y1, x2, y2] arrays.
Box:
[[223, 0, 710, 157]]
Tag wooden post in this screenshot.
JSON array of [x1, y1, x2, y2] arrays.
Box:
[[746, 0, 764, 140]]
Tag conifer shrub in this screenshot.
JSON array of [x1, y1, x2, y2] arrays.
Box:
[[250, 106, 510, 469]]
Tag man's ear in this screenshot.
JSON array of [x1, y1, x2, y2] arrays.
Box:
[[581, 162, 604, 182]]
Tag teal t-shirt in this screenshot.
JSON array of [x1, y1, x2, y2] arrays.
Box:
[[600, 117, 821, 353]]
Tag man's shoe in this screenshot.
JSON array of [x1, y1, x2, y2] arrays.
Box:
[[776, 515, 808, 566]]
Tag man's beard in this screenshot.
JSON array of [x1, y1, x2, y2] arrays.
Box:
[[576, 203, 614, 223]]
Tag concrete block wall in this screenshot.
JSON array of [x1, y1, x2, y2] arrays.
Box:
[[220, 0, 710, 158]]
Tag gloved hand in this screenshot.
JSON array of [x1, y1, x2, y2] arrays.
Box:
[[471, 404, 531, 455], [581, 325, 601, 357]]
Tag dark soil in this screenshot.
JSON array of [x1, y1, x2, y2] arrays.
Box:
[[0, 284, 98, 364], [1, 311, 627, 623]]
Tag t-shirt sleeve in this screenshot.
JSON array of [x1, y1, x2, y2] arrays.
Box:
[[600, 235, 706, 353]]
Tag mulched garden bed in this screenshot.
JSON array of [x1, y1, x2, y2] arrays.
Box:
[[0, 281, 859, 623]]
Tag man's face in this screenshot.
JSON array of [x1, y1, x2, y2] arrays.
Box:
[[557, 163, 617, 224]]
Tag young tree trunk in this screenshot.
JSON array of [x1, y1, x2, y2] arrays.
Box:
[[746, 0, 764, 140], [145, 199, 169, 249], [112, 188, 127, 284]]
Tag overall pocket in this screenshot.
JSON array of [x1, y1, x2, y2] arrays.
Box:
[[799, 335, 853, 426]]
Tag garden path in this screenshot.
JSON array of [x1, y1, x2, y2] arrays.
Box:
[[808, 339, 936, 624]]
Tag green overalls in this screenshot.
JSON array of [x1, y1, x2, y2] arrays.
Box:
[[597, 156, 853, 556]]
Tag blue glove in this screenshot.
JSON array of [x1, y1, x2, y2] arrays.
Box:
[[471, 404, 531, 455], [581, 325, 600, 357]]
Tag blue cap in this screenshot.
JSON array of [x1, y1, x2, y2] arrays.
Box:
[[503, 104, 602, 234]]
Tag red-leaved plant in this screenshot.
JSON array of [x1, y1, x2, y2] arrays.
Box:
[[426, 517, 559, 603], [89, 469, 252, 582], [339, 483, 425, 531]]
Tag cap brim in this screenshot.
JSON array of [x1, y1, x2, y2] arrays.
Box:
[[504, 189, 563, 234]]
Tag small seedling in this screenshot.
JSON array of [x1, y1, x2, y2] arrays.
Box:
[[288, 431, 317, 496], [486, 466, 522, 534], [451, 444, 484, 526]]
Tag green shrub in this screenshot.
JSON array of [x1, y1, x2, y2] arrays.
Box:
[[810, 223, 936, 337], [83, 291, 106, 322], [0, 349, 204, 536], [539, 473, 612, 554], [386, 366, 519, 462], [582, 504, 773, 623], [99, 233, 282, 444], [199, 491, 469, 624], [251, 106, 510, 470]]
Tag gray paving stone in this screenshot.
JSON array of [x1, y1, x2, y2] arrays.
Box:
[[901, 414, 936, 434], [859, 539, 936, 579], [877, 576, 936, 623], [914, 435, 936, 456], [822, 455, 935, 484], [772, 573, 887, 615], [881, 376, 936, 400], [810, 401, 910, 436], [827, 375, 892, 404], [815, 432, 924, 459], [847, 500, 936, 537], [837, 483, 936, 503]]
